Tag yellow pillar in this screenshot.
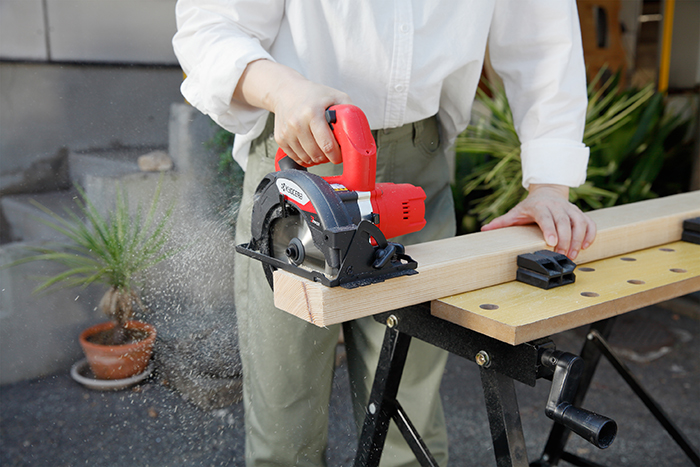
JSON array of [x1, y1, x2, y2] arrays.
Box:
[[658, 0, 675, 93]]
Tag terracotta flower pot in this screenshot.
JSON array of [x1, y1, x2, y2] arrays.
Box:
[[79, 320, 156, 380]]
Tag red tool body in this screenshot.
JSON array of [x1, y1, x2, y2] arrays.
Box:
[[274, 105, 426, 241]]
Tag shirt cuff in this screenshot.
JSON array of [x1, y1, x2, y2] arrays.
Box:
[[181, 43, 273, 133], [520, 139, 589, 189]]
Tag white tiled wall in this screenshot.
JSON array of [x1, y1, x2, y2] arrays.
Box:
[[0, 0, 178, 64]]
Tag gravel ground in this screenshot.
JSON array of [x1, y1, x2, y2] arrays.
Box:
[[1, 303, 698, 466]]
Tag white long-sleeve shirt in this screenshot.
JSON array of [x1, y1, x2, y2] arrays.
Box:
[[173, 0, 590, 188]]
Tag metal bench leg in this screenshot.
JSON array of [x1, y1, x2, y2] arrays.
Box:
[[588, 329, 700, 466], [480, 366, 529, 467], [353, 325, 439, 467]]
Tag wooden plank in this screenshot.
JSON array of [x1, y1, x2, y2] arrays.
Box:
[[274, 191, 700, 326], [432, 241, 700, 345]]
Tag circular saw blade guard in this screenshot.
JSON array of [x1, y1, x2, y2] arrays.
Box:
[[236, 169, 419, 289]]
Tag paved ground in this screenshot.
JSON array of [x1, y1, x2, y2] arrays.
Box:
[[1, 301, 699, 466]]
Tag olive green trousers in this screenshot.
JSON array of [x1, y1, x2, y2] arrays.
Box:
[[234, 114, 456, 466]]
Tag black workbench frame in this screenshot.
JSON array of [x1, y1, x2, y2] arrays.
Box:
[[352, 303, 700, 467]]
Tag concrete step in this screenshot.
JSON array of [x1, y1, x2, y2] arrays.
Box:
[[1, 189, 83, 243], [2, 146, 183, 243], [68, 147, 151, 188]]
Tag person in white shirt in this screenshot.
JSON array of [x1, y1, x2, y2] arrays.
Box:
[[173, 1, 597, 465]]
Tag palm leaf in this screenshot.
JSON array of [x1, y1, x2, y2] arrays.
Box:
[[3, 175, 183, 322], [454, 73, 686, 231]]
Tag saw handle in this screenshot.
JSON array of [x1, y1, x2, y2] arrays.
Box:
[[274, 104, 377, 192], [276, 154, 308, 172]]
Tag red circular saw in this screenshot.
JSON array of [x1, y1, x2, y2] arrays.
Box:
[[236, 105, 426, 289]]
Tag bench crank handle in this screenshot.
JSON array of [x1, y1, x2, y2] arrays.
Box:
[[541, 350, 617, 449]]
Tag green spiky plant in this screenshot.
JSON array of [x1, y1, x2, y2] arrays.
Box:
[[11, 178, 182, 345], [454, 71, 693, 234]]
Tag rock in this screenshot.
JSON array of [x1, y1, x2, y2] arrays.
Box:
[[137, 150, 173, 172], [157, 355, 243, 411], [150, 305, 243, 410]]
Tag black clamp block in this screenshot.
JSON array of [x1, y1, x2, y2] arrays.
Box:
[[516, 250, 576, 290], [681, 217, 700, 245]]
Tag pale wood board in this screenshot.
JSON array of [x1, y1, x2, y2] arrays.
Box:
[[274, 191, 700, 327], [432, 241, 700, 345]]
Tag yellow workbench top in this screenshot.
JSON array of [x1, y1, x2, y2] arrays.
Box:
[[432, 241, 700, 345]]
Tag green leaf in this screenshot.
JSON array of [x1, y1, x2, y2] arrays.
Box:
[[6, 175, 184, 320], [452, 73, 691, 234]]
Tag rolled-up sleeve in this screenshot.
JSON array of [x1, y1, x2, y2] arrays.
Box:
[[489, 0, 589, 189], [173, 0, 284, 134]]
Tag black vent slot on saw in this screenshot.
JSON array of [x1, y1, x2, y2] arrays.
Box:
[[516, 250, 576, 289]]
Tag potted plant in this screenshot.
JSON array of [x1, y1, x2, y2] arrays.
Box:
[[11, 178, 182, 383]]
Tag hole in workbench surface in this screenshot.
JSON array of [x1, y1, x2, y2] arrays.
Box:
[[620, 257, 637, 262], [578, 267, 595, 272], [479, 304, 499, 311], [670, 268, 687, 273], [581, 291, 600, 298], [627, 279, 645, 285], [659, 248, 675, 252]]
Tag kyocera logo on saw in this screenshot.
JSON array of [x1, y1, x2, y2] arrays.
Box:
[[276, 179, 313, 210]]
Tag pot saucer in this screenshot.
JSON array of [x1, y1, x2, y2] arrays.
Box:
[[70, 359, 154, 391]]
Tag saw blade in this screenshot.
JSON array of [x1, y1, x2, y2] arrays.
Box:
[[268, 205, 336, 278]]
